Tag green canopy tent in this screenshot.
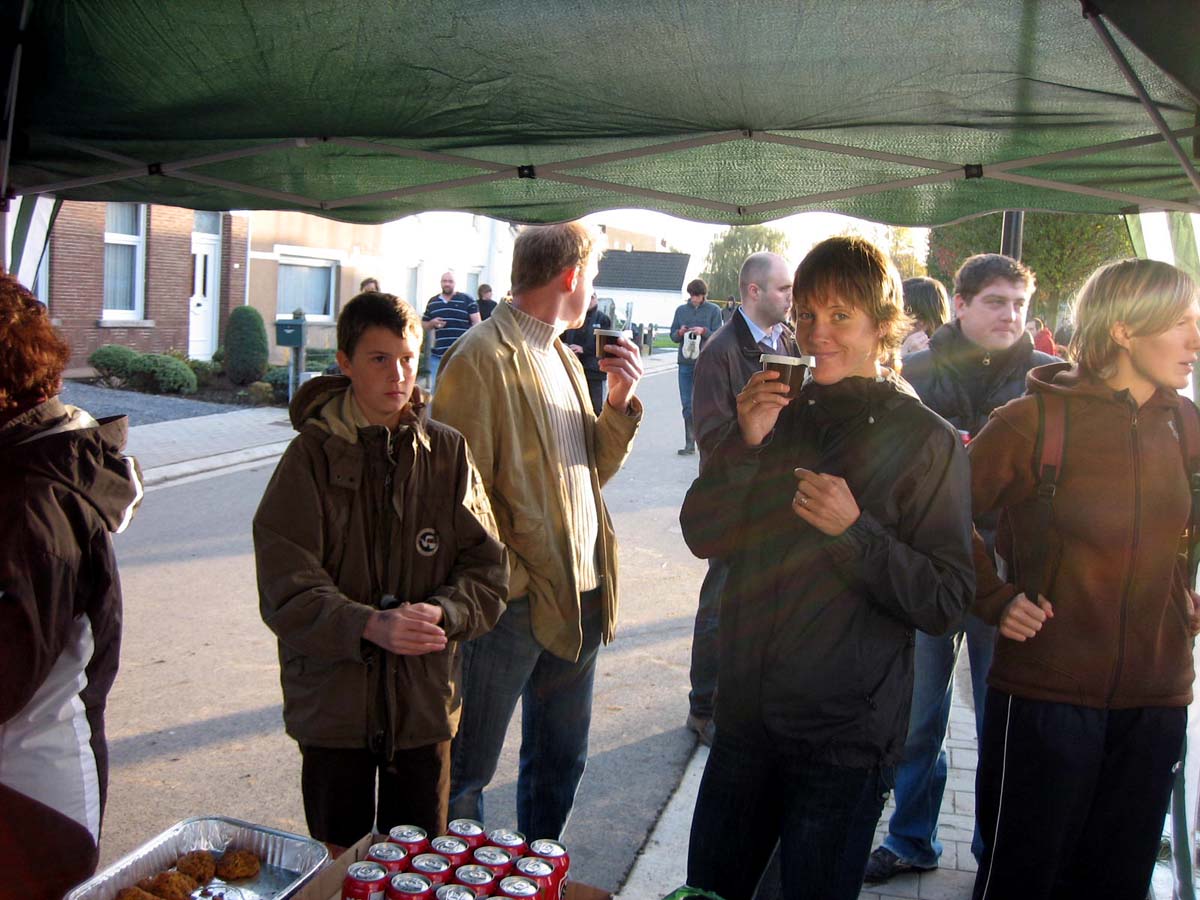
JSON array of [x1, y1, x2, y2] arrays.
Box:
[[2, 0, 1198, 244]]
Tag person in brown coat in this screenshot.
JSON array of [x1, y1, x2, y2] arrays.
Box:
[[968, 259, 1200, 900]]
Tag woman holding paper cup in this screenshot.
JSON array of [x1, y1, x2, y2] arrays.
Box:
[[679, 236, 975, 900]]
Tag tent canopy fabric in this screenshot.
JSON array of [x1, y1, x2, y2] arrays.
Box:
[[3, 0, 1199, 227]]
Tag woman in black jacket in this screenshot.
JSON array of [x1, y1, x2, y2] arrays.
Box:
[[680, 236, 975, 900]]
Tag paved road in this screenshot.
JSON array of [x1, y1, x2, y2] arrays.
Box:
[[61, 380, 243, 426], [99, 364, 706, 893]]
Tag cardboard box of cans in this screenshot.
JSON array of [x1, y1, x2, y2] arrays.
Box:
[[293, 833, 611, 900]]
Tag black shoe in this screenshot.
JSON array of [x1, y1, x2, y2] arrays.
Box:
[[685, 713, 715, 746], [677, 445, 696, 456], [862, 847, 936, 884]]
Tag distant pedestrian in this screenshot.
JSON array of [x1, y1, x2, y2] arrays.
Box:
[[670, 278, 724, 455], [0, 272, 144, 899], [360, 276, 381, 293], [685, 252, 798, 748], [969, 259, 1200, 900], [1026, 315, 1056, 355], [899, 276, 950, 357], [254, 291, 507, 845], [561, 292, 613, 414], [476, 284, 498, 321], [422, 272, 480, 389]]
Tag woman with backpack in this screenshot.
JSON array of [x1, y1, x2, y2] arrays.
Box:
[[968, 258, 1200, 900]]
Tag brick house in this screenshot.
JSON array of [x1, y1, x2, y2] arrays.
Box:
[[37, 201, 248, 371]]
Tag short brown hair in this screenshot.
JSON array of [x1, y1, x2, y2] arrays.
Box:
[[1070, 258, 1198, 378], [902, 276, 950, 333], [510, 223, 600, 294], [954, 253, 1036, 303], [793, 236, 910, 368], [687, 278, 708, 297], [0, 272, 71, 413], [337, 291, 422, 358]]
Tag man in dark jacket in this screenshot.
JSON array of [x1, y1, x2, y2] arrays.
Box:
[[255, 292, 507, 846], [866, 253, 1057, 883], [561, 292, 613, 415], [685, 251, 797, 745]]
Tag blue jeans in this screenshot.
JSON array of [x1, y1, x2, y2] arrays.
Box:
[[883, 613, 994, 867], [689, 728, 892, 900], [449, 593, 602, 841], [427, 353, 442, 390], [689, 557, 725, 719], [678, 362, 695, 428]]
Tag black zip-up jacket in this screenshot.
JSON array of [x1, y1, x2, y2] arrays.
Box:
[[680, 373, 974, 766]]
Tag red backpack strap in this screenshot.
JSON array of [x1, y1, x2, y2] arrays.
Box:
[[1019, 393, 1066, 601], [1174, 399, 1200, 585]]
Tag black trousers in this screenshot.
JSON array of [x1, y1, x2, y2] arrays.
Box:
[[300, 742, 451, 847], [972, 689, 1185, 900]]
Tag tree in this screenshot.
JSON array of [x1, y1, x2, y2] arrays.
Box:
[[927, 213, 1133, 328], [885, 226, 927, 280], [699, 225, 789, 300]]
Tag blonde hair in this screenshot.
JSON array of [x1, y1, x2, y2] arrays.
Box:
[[511, 222, 601, 294], [793, 236, 911, 370], [1070, 258, 1198, 378]]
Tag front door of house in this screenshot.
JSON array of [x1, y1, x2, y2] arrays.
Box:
[[188, 232, 220, 360]]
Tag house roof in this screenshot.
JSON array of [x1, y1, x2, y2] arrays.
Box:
[[595, 251, 691, 293]]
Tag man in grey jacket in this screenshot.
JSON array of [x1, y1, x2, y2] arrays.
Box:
[[670, 278, 725, 455]]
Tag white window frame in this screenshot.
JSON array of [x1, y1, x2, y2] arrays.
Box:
[[276, 254, 338, 321], [102, 203, 147, 321], [32, 244, 50, 307]]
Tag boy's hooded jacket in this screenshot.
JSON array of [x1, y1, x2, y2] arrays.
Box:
[[0, 398, 143, 898], [254, 376, 507, 757]]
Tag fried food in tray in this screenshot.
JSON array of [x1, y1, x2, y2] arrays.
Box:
[[215, 848, 262, 881], [139, 870, 200, 900], [175, 850, 217, 884], [114, 888, 158, 900]]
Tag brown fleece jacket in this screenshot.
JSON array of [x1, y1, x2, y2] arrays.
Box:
[[969, 363, 1196, 709]]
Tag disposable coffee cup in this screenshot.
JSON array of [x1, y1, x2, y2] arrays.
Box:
[[760, 353, 815, 396], [595, 328, 629, 357]]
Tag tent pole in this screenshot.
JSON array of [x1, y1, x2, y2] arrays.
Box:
[[1, 1, 34, 205], [1085, 8, 1200, 198], [1001, 211, 1024, 259]]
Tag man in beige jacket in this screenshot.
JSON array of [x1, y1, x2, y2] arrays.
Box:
[[432, 222, 644, 840]]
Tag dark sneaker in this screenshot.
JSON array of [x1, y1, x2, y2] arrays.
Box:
[[685, 713, 715, 746], [677, 446, 696, 456], [862, 847, 936, 884]]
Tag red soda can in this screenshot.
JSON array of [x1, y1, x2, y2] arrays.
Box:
[[410, 853, 454, 886], [389, 825, 432, 857], [387, 872, 434, 899], [958, 429, 971, 446], [497, 876, 541, 899], [430, 835, 472, 869], [344, 861, 390, 900], [447, 819, 487, 850], [485, 828, 527, 859], [512, 857, 554, 897], [453, 864, 498, 895], [435, 886, 478, 900], [472, 846, 515, 879], [367, 842, 409, 873], [527, 840, 568, 898]]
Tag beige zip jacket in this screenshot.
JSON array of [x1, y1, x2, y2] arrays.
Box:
[[432, 302, 642, 661]]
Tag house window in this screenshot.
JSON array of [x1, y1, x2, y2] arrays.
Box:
[[277, 256, 336, 319], [466, 270, 481, 297], [406, 266, 420, 306], [193, 210, 222, 234], [103, 203, 146, 319]]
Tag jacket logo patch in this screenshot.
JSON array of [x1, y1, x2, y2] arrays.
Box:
[[416, 527, 440, 556]]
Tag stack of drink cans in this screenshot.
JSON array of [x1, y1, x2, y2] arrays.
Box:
[[341, 819, 570, 900]]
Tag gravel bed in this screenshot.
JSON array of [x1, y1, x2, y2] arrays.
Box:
[[60, 381, 243, 427]]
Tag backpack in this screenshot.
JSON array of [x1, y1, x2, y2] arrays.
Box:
[[682, 331, 702, 361], [1008, 391, 1200, 605]]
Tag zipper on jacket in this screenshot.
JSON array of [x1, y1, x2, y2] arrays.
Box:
[[1107, 406, 1141, 705]]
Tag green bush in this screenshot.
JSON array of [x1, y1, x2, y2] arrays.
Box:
[[264, 365, 291, 402], [225, 306, 269, 385], [246, 381, 274, 404], [188, 359, 220, 389], [89, 344, 142, 386], [129, 354, 198, 395], [305, 348, 337, 371]]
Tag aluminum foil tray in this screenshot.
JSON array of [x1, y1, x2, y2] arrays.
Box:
[[67, 815, 329, 900]]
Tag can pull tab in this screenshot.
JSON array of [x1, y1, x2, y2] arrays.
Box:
[[380, 593, 401, 610]]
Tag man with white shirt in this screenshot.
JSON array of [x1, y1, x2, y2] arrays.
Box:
[[685, 252, 798, 744], [432, 222, 644, 840]]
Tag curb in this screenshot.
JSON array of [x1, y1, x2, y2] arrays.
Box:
[[141, 441, 290, 487]]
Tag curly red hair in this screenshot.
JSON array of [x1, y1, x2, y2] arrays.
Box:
[[0, 271, 71, 412]]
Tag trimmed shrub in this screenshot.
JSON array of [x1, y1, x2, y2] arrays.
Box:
[[129, 354, 198, 395], [265, 365, 290, 402], [89, 344, 142, 386], [188, 359, 219, 389], [225, 306, 269, 385], [246, 381, 274, 404], [305, 348, 336, 371]]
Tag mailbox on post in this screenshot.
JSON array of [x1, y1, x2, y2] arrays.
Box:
[[275, 319, 306, 347]]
